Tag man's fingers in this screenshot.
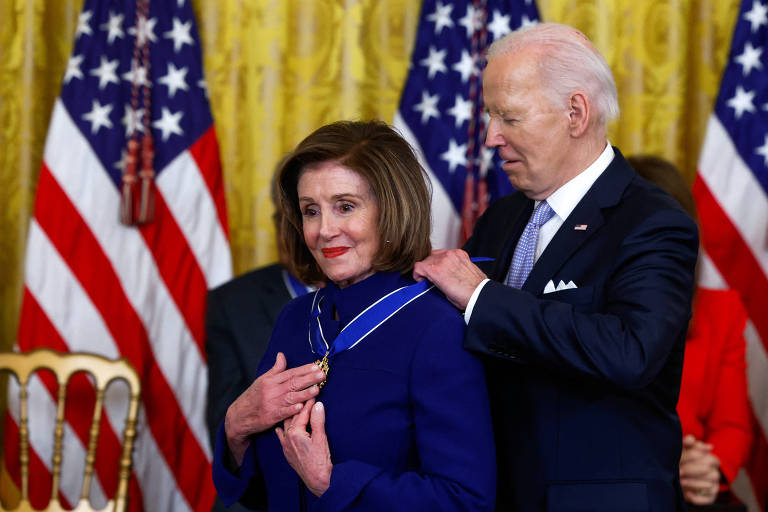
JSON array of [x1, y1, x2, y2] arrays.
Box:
[[276, 402, 304, 422], [412, 262, 427, 282], [413, 249, 448, 281], [275, 363, 325, 388], [282, 385, 320, 406], [285, 370, 326, 393]]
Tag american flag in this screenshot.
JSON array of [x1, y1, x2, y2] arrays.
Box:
[[3, 0, 231, 510], [694, 0, 768, 509], [393, 0, 539, 249]]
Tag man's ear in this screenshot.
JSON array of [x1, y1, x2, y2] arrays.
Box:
[[568, 92, 590, 137]]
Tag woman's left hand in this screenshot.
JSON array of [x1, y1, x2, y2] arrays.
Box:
[[276, 399, 333, 497]]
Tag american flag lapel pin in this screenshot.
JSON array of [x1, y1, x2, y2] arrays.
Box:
[[574, 224, 588, 231]]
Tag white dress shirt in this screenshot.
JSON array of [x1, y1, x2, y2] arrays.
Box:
[[464, 143, 615, 323]]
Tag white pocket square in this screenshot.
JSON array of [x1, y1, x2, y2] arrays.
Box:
[[543, 279, 577, 294]]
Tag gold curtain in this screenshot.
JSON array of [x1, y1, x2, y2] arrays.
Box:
[[0, 0, 741, 354]]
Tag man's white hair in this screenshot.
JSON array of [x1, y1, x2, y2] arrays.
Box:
[[487, 22, 620, 126]]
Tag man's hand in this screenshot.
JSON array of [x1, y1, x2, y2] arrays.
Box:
[[224, 352, 326, 466], [680, 434, 720, 505], [276, 399, 333, 497], [413, 249, 487, 310]]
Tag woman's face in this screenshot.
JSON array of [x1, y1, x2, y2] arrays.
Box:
[[298, 161, 380, 288]]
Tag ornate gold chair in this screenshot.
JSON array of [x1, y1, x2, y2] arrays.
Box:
[[0, 348, 141, 512]]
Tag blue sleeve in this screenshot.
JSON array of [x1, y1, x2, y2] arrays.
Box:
[[210, 304, 296, 508], [311, 308, 496, 511], [466, 208, 698, 389], [211, 422, 265, 507]]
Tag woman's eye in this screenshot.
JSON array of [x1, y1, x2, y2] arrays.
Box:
[[302, 207, 318, 217], [339, 203, 354, 213]]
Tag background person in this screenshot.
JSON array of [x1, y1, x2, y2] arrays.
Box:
[[629, 154, 752, 508], [414, 23, 699, 511], [212, 120, 496, 511]]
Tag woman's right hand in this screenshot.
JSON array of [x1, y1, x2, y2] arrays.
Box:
[[224, 352, 326, 466]]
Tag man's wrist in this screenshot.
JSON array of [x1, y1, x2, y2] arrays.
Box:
[[463, 278, 490, 324]]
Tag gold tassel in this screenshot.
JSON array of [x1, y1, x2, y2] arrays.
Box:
[[137, 134, 155, 224], [119, 139, 140, 225]]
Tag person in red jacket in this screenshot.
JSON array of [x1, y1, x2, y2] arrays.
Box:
[[629, 155, 753, 506]]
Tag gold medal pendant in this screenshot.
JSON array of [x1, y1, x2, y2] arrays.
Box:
[[314, 352, 330, 388]]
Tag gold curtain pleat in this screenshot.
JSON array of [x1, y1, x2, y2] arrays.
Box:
[[0, 0, 741, 355]]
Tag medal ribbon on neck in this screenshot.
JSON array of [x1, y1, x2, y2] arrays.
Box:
[[282, 269, 315, 299], [308, 280, 434, 387], [307, 258, 492, 387]]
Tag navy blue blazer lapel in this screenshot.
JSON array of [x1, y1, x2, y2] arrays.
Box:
[[523, 148, 636, 295], [490, 200, 533, 282]]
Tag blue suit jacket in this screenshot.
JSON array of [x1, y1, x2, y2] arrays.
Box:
[[212, 272, 496, 511], [463, 149, 698, 512]]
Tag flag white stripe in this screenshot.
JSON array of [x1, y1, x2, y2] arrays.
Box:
[[132, 407, 193, 512], [156, 151, 231, 289], [745, 320, 768, 440], [22, 221, 189, 509], [24, 220, 118, 360], [42, 99, 211, 459], [697, 250, 729, 290], [733, 468, 761, 512], [394, 112, 461, 250], [698, 115, 768, 276]]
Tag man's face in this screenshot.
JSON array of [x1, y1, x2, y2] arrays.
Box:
[[483, 49, 573, 200]]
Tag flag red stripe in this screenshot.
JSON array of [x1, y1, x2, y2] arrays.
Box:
[[138, 191, 208, 353], [33, 165, 215, 508], [693, 175, 768, 350], [189, 126, 229, 239]]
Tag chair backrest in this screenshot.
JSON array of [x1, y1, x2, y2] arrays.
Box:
[[0, 348, 141, 512]]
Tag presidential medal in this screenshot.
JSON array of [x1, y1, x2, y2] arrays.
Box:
[[314, 352, 329, 388]]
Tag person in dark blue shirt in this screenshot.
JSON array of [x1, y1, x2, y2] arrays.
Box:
[[212, 120, 496, 511]]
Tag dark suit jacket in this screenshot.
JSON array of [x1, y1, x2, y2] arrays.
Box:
[[463, 149, 699, 512], [205, 263, 292, 512]]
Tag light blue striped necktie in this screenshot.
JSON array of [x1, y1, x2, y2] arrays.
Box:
[[505, 201, 555, 289]]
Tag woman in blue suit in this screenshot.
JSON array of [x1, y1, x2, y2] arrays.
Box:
[[211, 120, 496, 511]]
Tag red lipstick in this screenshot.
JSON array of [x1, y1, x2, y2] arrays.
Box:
[[322, 247, 349, 258]]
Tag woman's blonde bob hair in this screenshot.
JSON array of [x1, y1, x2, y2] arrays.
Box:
[[277, 120, 432, 284]]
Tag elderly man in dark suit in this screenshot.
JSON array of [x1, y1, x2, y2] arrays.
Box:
[[414, 22, 698, 512]]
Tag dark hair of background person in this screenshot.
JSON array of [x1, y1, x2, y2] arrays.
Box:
[[277, 120, 432, 284], [627, 155, 698, 223], [270, 154, 292, 268]]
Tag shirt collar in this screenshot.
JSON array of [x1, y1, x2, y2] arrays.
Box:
[[543, 143, 614, 221]]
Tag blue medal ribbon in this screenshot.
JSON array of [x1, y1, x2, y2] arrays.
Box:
[[308, 279, 433, 361], [282, 269, 315, 299], [307, 257, 493, 385]]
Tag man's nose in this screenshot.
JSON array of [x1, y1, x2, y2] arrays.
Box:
[[485, 118, 504, 148]]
